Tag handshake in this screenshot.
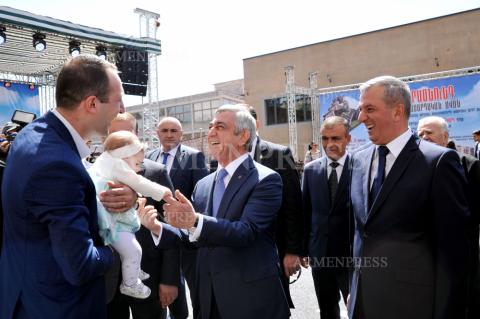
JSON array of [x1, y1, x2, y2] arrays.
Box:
[[137, 190, 198, 235]]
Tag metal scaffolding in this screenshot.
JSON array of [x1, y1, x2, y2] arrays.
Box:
[[284, 66, 298, 160], [308, 72, 320, 147], [284, 66, 320, 160], [134, 8, 161, 149]]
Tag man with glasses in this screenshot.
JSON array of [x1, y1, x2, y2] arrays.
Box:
[[146, 117, 208, 319]]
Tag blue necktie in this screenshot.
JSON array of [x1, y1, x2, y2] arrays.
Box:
[[212, 169, 228, 217], [161, 152, 169, 165], [370, 146, 389, 208]]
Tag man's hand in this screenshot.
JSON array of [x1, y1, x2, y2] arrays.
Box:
[[163, 190, 196, 229], [283, 253, 301, 277], [137, 198, 162, 236], [99, 181, 137, 213], [158, 284, 178, 308]]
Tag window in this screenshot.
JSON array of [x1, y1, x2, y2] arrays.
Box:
[[193, 99, 218, 123], [265, 94, 311, 125], [167, 104, 192, 124]]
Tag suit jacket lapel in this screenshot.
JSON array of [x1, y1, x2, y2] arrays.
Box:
[[360, 147, 375, 223], [367, 136, 418, 221], [170, 145, 185, 179], [217, 157, 253, 219]]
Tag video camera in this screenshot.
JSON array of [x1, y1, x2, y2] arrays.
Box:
[[1, 110, 36, 142]]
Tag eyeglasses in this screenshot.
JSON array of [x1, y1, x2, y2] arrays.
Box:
[[159, 129, 181, 133], [289, 267, 302, 284]]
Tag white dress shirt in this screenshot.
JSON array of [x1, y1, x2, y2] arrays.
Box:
[[158, 144, 180, 173], [369, 129, 412, 188], [52, 109, 90, 159], [327, 152, 348, 179], [188, 153, 250, 242]]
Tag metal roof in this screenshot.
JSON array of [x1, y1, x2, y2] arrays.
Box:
[[0, 6, 160, 78]]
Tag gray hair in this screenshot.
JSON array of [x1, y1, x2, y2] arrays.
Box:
[[360, 75, 411, 119], [418, 116, 448, 133], [321, 116, 350, 133], [215, 104, 257, 151]]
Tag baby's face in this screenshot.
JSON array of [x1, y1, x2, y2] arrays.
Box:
[[124, 150, 145, 173]]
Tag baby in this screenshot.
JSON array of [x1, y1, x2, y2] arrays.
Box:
[[88, 130, 171, 299]]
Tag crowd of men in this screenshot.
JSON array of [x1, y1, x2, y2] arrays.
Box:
[[0, 54, 479, 319]]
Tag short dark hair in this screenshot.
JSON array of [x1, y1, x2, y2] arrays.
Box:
[[248, 106, 257, 120], [473, 129, 480, 135], [56, 55, 117, 109]]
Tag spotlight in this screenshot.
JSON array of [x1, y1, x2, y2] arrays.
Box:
[[32, 32, 46, 52], [95, 45, 107, 60], [69, 40, 81, 57], [28, 83, 35, 90], [0, 26, 6, 45], [4, 81, 12, 88]]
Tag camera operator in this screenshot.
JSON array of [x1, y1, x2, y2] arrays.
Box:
[[1, 122, 22, 253]]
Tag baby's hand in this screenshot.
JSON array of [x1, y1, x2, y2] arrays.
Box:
[[162, 189, 173, 202]]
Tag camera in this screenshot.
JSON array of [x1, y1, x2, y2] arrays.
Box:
[[1, 110, 37, 165], [1, 109, 36, 140]]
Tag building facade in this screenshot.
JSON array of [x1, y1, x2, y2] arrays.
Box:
[[243, 8, 480, 160]]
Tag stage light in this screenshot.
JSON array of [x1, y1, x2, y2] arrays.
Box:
[[95, 45, 107, 60], [28, 83, 35, 90], [69, 40, 81, 57], [4, 81, 12, 88], [32, 32, 46, 52], [0, 26, 6, 45]]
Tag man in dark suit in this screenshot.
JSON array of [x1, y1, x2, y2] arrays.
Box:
[[162, 104, 290, 319], [0, 55, 135, 318], [418, 115, 480, 319], [303, 116, 352, 319], [146, 117, 209, 319], [106, 113, 181, 319], [349, 76, 470, 319], [246, 106, 305, 307], [473, 129, 480, 159]]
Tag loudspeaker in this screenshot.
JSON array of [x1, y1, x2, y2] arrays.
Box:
[[116, 47, 149, 96]]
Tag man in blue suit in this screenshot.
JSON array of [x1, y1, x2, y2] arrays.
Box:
[[146, 116, 208, 319], [349, 76, 470, 319], [162, 104, 290, 319], [303, 116, 352, 319], [0, 55, 136, 318]]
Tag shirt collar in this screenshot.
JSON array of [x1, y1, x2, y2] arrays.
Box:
[[52, 108, 90, 159], [383, 128, 412, 158], [217, 153, 249, 178], [327, 152, 348, 167], [161, 144, 180, 157]]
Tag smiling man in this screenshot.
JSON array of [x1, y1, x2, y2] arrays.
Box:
[[1, 55, 128, 319], [302, 116, 352, 319], [348, 76, 470, 319], [162, 104, 290, 319]]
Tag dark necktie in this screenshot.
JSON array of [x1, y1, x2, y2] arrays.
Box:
[[212, 169, 228, 217], [328, 161, 339, 205], [161, 152, 169, 165], [370, 146, 389, 208]]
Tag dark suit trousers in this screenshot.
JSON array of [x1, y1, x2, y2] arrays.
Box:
[[107, 283, 167, 319], [312, 265, 349, 319]]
